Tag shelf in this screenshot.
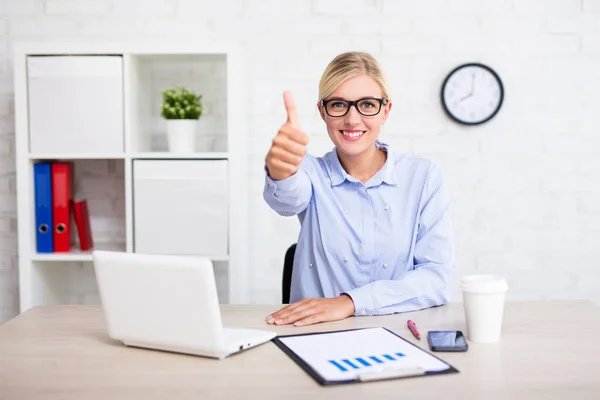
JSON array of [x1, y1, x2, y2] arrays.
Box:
[[130, 152, 228, 160], [31, 243, 127, 262], [124, 53, 228, 154], [31, 250, 229, 263], [29, 154, 126, 160], [15, 43, 249, 312], [28, 153, 229, 161], [32, 251, 97, 262]]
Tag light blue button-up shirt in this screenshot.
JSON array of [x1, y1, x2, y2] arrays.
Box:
[[263, 141, 455, 316]]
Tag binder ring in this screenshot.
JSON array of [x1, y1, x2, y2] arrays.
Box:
[[56, 223, 66, 233], [39, 224, 48, 233]]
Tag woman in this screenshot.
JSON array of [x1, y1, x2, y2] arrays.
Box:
[[263, 51, 455, 327]]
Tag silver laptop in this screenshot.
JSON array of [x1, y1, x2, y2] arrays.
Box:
[[92, 250, 276, 359]]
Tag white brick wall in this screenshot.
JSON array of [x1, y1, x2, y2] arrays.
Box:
[[0, 0, 44, 15], [1, 0, 599, 323], [45, 0, 109, 15], [584, 0, 600, 13]]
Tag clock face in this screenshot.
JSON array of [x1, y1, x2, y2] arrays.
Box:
[[441, 63, 504, 125]]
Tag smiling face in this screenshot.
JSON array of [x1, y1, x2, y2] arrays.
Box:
[[319, 74, 392, 160]]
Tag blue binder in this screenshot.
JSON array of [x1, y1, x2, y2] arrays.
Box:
[[33, 162, 53, 253]]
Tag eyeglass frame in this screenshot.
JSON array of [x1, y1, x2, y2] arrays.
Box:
[[319, 97, 389, 117]]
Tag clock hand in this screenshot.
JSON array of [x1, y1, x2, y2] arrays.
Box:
[[459, 92, 472, 102], [471, 73, 475, 94]]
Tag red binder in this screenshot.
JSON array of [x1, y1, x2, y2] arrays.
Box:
[[73, 199, 93, 251], [51, 162, 74, 252]]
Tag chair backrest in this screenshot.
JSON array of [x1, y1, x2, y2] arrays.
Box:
[[282, 243, 297, 304]]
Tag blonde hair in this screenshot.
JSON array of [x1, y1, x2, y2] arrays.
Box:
[[318, 51, 391, 103]]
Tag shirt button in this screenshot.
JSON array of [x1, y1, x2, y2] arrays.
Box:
[[383, 263, 388, 268], [344, 209, 349, 214], [309, 263, 313, 268], [344, 258, 348, 263], [384, 205, 389, 210], [361, 309, 367, 316]]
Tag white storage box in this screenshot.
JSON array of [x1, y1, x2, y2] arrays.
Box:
[[27, 56, 124, 155], [133, 160, 228, 256]]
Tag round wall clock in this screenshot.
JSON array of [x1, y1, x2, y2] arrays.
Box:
[[441, 63, 504, 125]]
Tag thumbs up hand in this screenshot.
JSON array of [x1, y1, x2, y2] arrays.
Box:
[[265, 91, 310, 181]]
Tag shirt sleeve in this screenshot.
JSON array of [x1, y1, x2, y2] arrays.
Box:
[[343, 162, 455, 316], [263, 159, 313, 217]]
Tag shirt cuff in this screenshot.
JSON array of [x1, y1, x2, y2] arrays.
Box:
[[342, 287, 373, 317]]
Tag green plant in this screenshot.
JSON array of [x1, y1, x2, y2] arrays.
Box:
[[161, 86, 203, 120]]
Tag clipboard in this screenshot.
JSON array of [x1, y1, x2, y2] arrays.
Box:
[[272, 327, 459, 386]]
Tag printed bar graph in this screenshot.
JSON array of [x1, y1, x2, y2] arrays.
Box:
[[329, 352, 406, 373], [342, 359, 359, 369], [356, 358, 370, 367], [328, 360, 347, 372]]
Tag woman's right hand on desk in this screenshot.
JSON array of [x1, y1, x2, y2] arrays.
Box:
[[265, 91, 309, 181]]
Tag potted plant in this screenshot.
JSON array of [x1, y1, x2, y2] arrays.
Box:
[[161, 86, 203, 153]]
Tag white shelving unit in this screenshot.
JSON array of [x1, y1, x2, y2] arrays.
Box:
[[13, 42, 249, 312]]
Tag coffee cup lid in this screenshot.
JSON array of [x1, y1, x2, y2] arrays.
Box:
[[460, 274, 508, 293]]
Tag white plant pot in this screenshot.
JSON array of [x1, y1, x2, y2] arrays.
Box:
[[166, 120, 197, 153]]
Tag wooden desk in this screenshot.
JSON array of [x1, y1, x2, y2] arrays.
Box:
[[0, 301, 599, 400]]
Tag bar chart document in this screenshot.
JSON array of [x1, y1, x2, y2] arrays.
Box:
[[273, 327, 458, 385]]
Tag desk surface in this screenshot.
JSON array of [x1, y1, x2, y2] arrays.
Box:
[[0, 301, 599, 400]]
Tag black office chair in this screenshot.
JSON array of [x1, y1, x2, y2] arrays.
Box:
[[282, 243, 297, 304]]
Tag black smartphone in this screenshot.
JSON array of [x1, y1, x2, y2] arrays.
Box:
[[427, 330, 468, 352]]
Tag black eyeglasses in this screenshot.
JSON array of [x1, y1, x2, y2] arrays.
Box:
[[320, 97, 388, 117]]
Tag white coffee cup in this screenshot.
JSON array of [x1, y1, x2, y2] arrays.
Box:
[[460, 275, 509, 344]]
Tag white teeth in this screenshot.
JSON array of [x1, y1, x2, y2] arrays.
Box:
[[342, 131, 364, 138]]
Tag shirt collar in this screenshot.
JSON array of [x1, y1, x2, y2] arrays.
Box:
[[376, 141, 397, 186], [327, 149, 350, 186], [326, 140, 397, 187]]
